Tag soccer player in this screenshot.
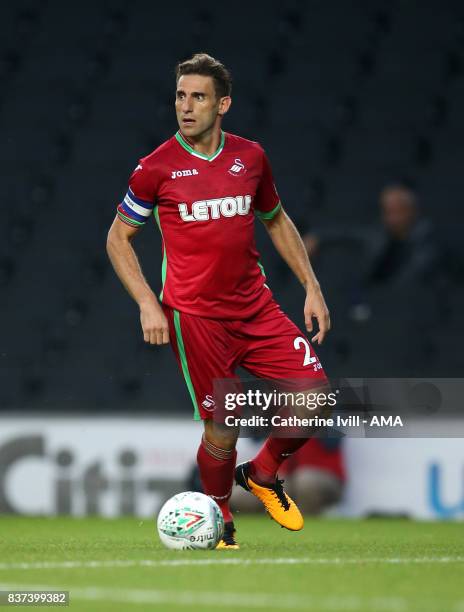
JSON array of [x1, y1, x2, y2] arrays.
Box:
[[107, 53, 331, 549]]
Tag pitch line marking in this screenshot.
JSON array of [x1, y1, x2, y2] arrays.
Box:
[[0, 584, 422, 611], [0, 556, 463, 571]]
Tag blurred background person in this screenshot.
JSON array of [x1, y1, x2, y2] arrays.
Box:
[[303, 183, 446, 320], [298, 183, 463, 377]]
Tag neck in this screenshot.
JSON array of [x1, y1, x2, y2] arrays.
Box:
[[180, 124, 222, 157]]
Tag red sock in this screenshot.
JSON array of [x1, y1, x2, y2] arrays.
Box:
[[197, 435, 237, 523], [250, 437, 309, 485]]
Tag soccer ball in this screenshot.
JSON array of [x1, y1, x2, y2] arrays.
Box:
[[157, 491, 224, 550]]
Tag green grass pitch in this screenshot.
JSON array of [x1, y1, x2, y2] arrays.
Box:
[[0, 515, 462, 611]]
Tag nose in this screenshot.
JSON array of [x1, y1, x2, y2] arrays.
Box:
[[181, 95, 193, 113]]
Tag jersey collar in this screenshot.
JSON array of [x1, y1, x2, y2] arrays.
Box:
[[175, 130, 225, 162]]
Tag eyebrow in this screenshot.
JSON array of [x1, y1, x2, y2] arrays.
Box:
[[176, 89, 208, 96]]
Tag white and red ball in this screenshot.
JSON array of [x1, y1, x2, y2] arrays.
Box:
[[157, 491, 224, 550]]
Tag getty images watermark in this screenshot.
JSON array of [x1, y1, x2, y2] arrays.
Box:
[[223, 389, 340, 428], [209, 378, 464, 438]]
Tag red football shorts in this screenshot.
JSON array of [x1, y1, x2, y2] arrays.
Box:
[[163, 299, 328, 420]]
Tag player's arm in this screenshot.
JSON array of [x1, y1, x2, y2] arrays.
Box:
[[254, 150, 330, 343], [106, 216, 169, 346], [261, 207, 331, 344]]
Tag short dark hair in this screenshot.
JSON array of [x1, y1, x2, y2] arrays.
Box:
[[381, 183, 417, 207], [175, 53, 232, 98]]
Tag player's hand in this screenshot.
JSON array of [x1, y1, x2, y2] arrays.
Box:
[[304, 286, 331, 344], [139, 300, 170, 345]]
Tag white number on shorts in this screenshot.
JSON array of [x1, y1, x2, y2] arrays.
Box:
[[294, 336, 317, 367]]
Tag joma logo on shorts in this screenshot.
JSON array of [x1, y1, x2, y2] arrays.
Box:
[[178, 195, 252, 222]]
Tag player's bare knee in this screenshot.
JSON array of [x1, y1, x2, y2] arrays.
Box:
[[308, 384, 333, 419], [306, 384, 333, 420], [285, 384, 333, 426], [203, 419, 238, 450]]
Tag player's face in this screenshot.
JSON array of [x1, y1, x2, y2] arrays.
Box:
[[175, 74, 230, 139], [381, 189, 417, 238]]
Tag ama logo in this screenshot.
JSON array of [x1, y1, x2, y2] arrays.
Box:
[[228, 159, 246, 176]]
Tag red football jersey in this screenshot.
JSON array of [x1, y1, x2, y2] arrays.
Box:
[[117, 130, 282, 320]]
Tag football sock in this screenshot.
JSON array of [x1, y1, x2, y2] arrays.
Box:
[[197, 434, 237, 523], [250, 436, 309, 485]]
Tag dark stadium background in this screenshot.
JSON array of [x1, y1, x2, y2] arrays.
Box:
[[1, 0, 463, 416]]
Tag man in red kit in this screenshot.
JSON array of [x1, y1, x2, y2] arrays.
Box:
[[107, 53, 331, 549]]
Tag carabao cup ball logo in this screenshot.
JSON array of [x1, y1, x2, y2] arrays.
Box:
[[160, 507, 206, 537]]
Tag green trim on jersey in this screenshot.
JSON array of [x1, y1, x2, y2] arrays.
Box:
[[175, 130, 225, 162], [255, 201, 282, 220], [117, 210, 144, 227], [257, 259, 271, 290], [153, 206, 167, 301], [173, 310, 200, 421]]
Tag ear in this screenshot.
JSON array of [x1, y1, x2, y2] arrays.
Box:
[[218, 96, 232, 116]]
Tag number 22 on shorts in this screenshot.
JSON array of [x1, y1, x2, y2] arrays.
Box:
[[294, 336, 322, 371]]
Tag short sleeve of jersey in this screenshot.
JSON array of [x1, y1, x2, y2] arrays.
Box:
[[117, 161, 157, 227], [253, 151, 282, 220]]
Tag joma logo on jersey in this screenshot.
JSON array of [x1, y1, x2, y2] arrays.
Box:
[[171, 168, 199, 179], [178, 195, 252, 222]]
